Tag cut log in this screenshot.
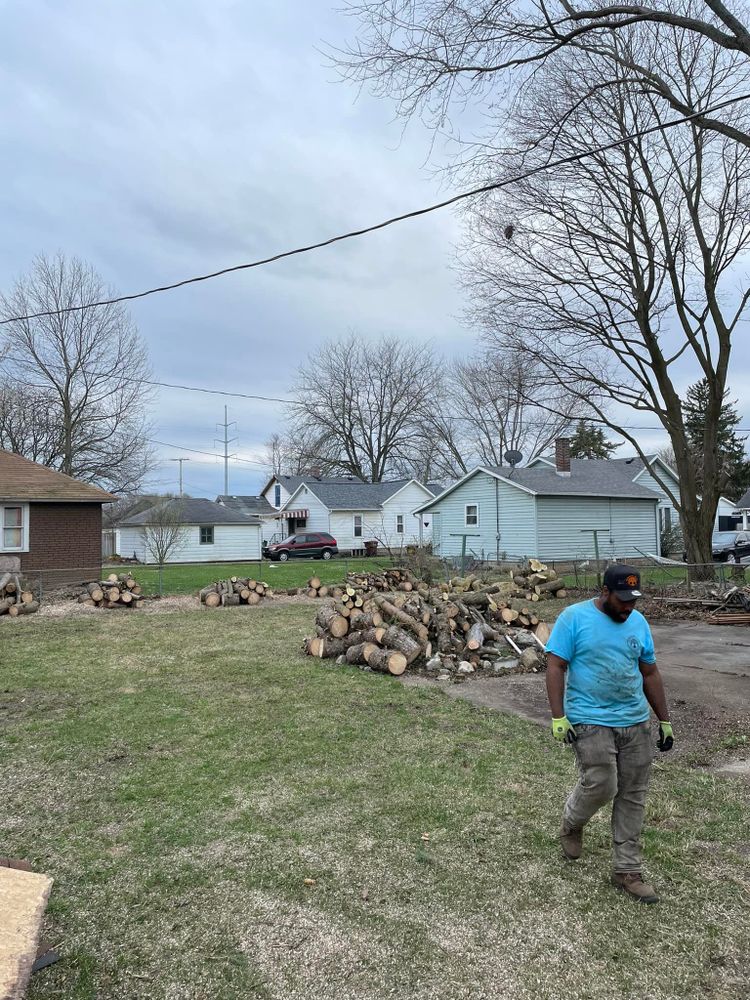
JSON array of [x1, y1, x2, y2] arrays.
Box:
[[120, 591, 133, 604], [0, 571, 12, 591], [379, 625, 422, 664], [87, 583, 104, 602], [501, 608, 520, 624], [345, 641, 379, 665], [20, 591, 35, 604], [106, 573, 119, 583], [222, 594, 241, 606], [8, 601, 39, 616], [534, 621, 551, 644], [534, 578, 566, 595], [465, 621, 500, 650], [318, 586, 330, 598], [246, 592, 262, 605], [204, 592, 221, 607], [372, 595, 429, 643], [361, 626, 386, 645], [315, 604, 349, 638], [366, 648, 408, 675], [309, 576, 322, 590]]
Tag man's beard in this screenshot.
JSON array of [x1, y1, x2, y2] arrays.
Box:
[[602, 597, 633, 624]]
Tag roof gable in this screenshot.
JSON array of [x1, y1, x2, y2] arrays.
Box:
[[282, 479, 432, 512], [0, 449, 116, 502]]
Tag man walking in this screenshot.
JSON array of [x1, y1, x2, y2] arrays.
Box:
[[545, 565, 673, 903]]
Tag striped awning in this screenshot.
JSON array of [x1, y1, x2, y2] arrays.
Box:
[[273, 508, 309, 519]]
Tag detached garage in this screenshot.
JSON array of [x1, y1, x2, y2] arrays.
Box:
[[118, 498, 262, 564]]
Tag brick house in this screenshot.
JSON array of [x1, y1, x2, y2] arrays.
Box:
[[0, 449, 115, 584]]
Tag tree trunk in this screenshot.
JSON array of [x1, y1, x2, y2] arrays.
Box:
[[366, 648, 408, 675], [316, 604, 349, 637], [379, 625, 422, 664]]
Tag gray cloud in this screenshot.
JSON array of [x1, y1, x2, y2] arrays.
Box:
[[1, 1, 747, 496]]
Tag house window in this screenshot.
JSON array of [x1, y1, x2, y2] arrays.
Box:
[[353, 514, 363, 538], [1, 505, 26, 551], [659, 507, 672, 532], [200, 526, 214, 545], [396, 514, 404, 533], [465, 504, 479, 527], [274, 484, 281, 507]]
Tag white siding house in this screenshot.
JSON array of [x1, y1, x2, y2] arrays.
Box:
[[278, 479, 438, 553], [118, 498, 262, 563]]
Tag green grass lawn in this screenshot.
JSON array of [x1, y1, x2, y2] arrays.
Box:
[[105, 557, 396, 595], [2, 606, 749, 999]]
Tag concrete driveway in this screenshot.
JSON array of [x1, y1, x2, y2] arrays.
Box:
[[402, 621, 750, 767]]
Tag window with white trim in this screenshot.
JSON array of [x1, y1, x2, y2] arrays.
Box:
[[1, 504, 28, 551], [465, 503, 479, 527], [353, 514, 363, 538], [274, 484, 281, 507], [396, 514, 404, 533]]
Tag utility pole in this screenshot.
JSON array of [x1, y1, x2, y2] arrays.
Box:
[[215, 405, 238, 495], [169, 457, 190, 496]]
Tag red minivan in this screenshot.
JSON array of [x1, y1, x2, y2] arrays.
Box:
[[265, 532, 339, 561]]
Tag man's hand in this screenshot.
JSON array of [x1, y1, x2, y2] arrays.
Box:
[[657, 721, 674, 752], [552, 717, 577, 743]]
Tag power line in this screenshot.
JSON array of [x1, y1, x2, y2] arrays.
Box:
[[1, 93, 748, 326], [148, 438, 271, 468]]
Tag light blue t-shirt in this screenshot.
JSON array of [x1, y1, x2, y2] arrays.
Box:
[[545, 599, 655, 727]]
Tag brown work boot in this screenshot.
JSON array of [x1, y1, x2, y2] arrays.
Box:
[[559, 823, 583, 860], [612, 872, 660, 904]]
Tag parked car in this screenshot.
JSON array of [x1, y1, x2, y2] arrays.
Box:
[[264, 532, 338, 561], [710, 530, 750, 562]]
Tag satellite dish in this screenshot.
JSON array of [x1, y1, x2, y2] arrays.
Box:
[[504, 450, 523, 467]]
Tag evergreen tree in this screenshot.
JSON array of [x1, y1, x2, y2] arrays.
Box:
[[683, 380, 750, 499], [569, 421, 620, 460]]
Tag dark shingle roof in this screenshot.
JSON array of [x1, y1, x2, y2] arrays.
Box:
[[486, 460, 659, 499], [736, 489, 750, 510], [216, 494, 276, 516], [299, 480, 412, 510], [119, 498, 261, 526]]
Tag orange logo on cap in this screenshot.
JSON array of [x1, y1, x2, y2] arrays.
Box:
[[625, 575, 639, 587]]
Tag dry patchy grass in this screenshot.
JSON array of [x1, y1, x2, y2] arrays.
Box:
[[0, 605, 748, 1000]]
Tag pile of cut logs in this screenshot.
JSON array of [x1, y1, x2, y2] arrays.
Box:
[[305, 575, 550, 680], [79, 573, 143, 608], [0, 572, 39, 617], [444, 560, 566, 602], [199, 577, 273, 607]]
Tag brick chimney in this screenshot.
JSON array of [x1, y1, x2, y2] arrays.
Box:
[[555, 438, 571, 477]]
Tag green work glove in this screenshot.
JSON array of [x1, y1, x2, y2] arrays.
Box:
[[657, 721, 674, 752], [552, 717, 577, 744]]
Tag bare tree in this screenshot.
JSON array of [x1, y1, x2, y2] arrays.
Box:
[[0, 253, 154, 494], [462, 37, 750, 567], [141, 499, 188, 594], [338, 0, 750, 149], [0, 380, 63, 465], [452, 350, 583, 466], [287, 334, 439, 481]]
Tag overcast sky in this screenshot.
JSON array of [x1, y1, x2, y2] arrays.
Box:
[[1, 1, 748, 498]]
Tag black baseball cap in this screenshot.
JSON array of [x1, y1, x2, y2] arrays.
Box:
[[603, 564, 642, 600]]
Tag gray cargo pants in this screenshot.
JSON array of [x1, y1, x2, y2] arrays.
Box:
[[562, 721, 653, 872]]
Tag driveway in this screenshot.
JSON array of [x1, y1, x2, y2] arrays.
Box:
[[402, 621, 750, 768]]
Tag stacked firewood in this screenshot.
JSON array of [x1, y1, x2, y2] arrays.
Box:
[[78, 573, 143, 609], [0, 571, 39, 617], [304, 582, 550, 680], [442, 561, 566, 603], [304, 576, 335, 599], [199, 577, 273, 607]]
